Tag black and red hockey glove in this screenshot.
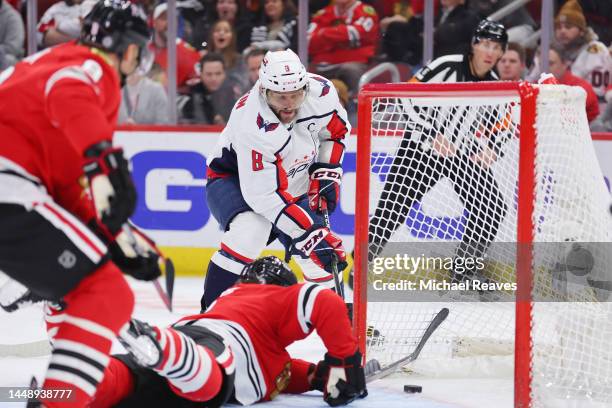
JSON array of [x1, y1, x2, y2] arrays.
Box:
[[83, 141, 137, 236], [312, 350, 368, 407], [308, 163, 342, 214], [110, 223, 163, 281], [291, 226, 348, 274]]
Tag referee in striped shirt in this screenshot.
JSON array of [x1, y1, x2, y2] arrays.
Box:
[[369, 20, 510, 283]]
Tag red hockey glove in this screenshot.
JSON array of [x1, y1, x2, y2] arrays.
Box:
[[312, 351, 368, 407], [291, 226, 348, 274], [308, 163, 342, 214], [83, 141, 137, 235], [110, 223, 163, 281]]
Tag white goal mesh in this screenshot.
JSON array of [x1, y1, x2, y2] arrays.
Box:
[[355, 83, 612, 407]]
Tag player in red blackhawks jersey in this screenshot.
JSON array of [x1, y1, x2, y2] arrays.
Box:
[[202, 49, 350, 310], [0, 1, 163, 406], [87, 256, 367, 407]]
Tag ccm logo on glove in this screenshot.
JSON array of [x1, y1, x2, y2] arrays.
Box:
[[295, 227, 329, 256]]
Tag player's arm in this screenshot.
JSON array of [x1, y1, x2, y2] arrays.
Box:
[[45, 60, 135, 234], [284, 358, 317, 394], [293, 284, 366, 405], [408, 54, 457, 83], [307, 13, 335, 55], [45, 61, 160, 280], [235, 136, 347, 274], [43, 28, 76, 47], [308, 6, 379, 53], [404, 57, 461, 157], [471, 108, 515, 167], [309, 82, 350, 214]]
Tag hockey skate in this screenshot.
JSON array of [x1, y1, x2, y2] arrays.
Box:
[[118, 319, 162, 368]]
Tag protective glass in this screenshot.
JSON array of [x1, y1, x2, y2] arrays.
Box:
[[136, 45, 154, 76]]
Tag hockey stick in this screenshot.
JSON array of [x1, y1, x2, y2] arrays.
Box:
[[365, 307, 449, 383], [164, 258, 175, 311], [150, 258, 174, 312], [321, 202, 345, 300], [123, 224, 174, 312]]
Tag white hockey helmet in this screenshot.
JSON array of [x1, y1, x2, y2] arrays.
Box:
[[259, 49, 309, 93]]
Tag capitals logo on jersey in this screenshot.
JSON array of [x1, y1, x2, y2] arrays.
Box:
[[312, 76, 331, 97], [256, 113, 280, 132]]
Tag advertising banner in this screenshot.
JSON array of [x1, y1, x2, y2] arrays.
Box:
[[115, 129, 612, 276]]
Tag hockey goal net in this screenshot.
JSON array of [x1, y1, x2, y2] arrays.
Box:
[[353, 82, 612, 407]]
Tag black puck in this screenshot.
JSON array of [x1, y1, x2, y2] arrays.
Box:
[[404, 385, 422, 393]]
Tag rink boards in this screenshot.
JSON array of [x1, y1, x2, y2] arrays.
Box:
[[113, 128, 612, 277]]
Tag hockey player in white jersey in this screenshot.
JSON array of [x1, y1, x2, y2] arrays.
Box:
[[202, 49, 350, 309]]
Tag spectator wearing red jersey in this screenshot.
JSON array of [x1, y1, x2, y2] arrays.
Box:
[[151, 2, 201, 90], [547, 44, 600, 123], [308, 0, 379, 97]]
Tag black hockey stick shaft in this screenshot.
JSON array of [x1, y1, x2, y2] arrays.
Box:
[[365, 307, 449, 383], [321, 204, 345, 300], [153, 258, 175, 312], [165, 258, 175, 311], [123, 223, 174, 312]]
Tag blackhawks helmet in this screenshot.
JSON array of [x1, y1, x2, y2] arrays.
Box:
[[81, 0, 150, 56], [239, 256, 298, 287]]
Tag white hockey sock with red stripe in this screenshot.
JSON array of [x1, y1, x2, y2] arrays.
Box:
[[153, 327, 224, 401], [44, 301, 66, 344]]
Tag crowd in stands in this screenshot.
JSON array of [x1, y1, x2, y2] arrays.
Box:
[[0, 0, 611, 129]]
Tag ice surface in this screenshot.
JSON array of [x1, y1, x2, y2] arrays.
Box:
[[0, 278, 512, 407]]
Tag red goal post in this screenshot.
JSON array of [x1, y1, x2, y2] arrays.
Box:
[[353, 81, 612, 407]]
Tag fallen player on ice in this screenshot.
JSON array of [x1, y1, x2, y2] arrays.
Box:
[[88, 256, 367, 407]]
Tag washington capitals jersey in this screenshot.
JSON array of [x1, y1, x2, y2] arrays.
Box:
[[207, 73, 350, 239], [174, 282, 358, 404]]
